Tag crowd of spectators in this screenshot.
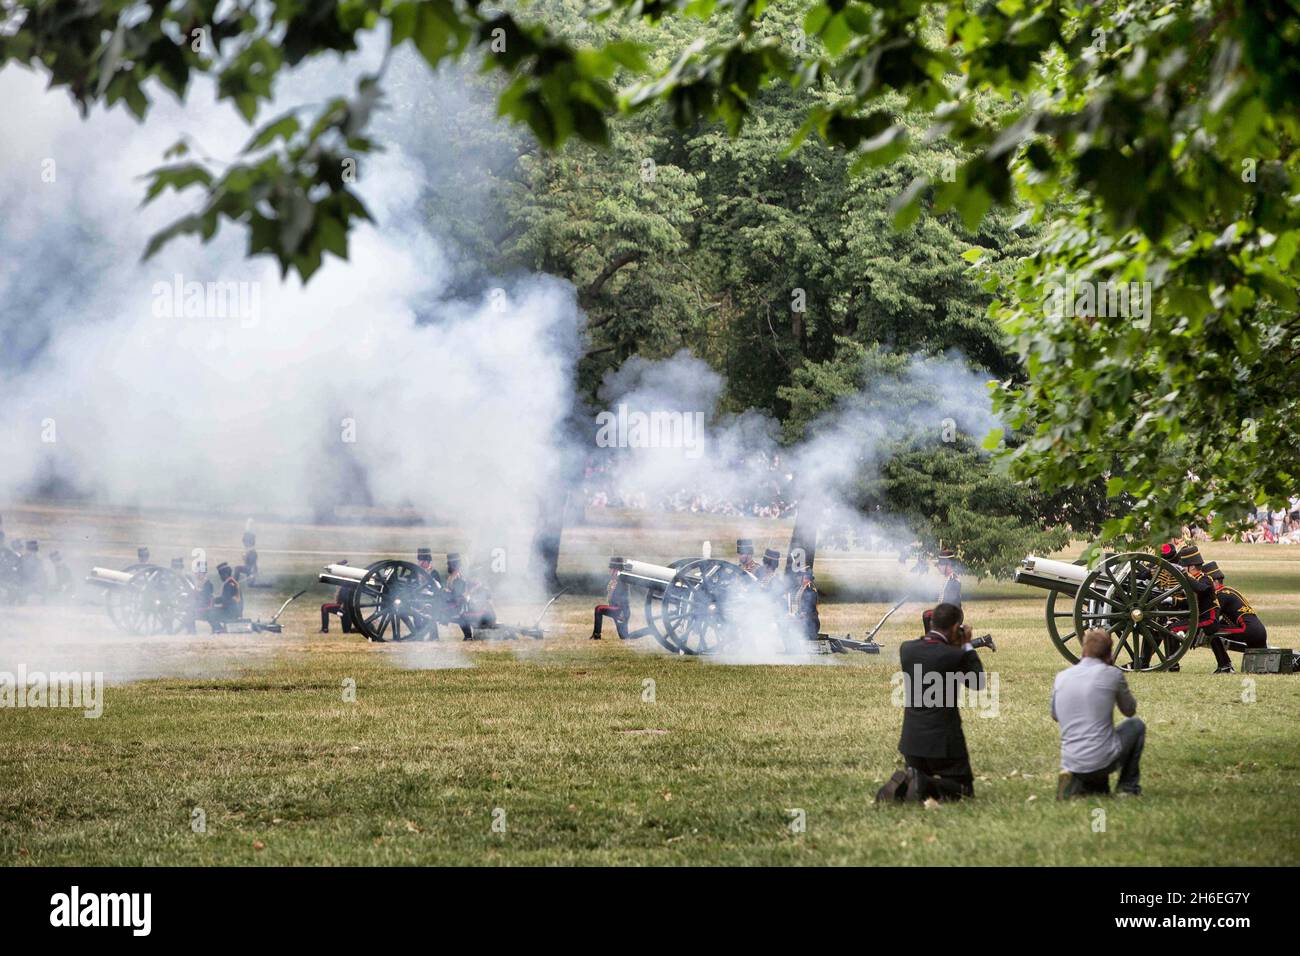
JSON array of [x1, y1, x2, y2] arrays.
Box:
[[1233, 498, 1300, 544]]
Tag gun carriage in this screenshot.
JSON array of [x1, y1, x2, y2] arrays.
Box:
[[318, 559, 547, 642], [1014, 552, 1200, 671], [86, 565, 197, 635], [617, 556, 882, 656]]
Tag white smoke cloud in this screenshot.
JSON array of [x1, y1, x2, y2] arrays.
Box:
[[0, 53, 581, 585]]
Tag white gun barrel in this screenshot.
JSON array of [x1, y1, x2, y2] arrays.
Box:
[[319, 563, 367, 587], [1013, 555, 1089, 594], [85, 567, 136, 587], [619, 559, 679, 588]]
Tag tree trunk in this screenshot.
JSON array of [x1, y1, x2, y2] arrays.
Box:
[[786, 487, 821, 573]]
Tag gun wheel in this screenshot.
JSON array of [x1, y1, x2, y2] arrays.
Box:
[[1073, 552, 1197, 672], [660, 559, 744, 655], [350, 560, 439, 642]]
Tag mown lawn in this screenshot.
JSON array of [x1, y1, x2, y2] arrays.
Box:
[[1, 509, 1297, 865]]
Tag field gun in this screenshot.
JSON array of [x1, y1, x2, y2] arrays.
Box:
[[616, 556, 882, 656], [1014, 552, 1200, 671], [318, 559, 550, 643], [86, 565, 196, 635]]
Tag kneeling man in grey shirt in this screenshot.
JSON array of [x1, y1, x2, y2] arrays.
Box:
[[1051, 628, 1146, 797]]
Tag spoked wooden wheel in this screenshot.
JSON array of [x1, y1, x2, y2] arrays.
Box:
[[660, 559, 745, 655], [119, 566, 195, 635], [350, 561, 439, 642], [1073, 552, 1198, 672], [1045, 588, 1084, 664]]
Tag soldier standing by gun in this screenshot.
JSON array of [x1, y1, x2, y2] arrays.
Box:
[[937, 547, 962, 607], [591, 557, 631, 640], [736, 538, 759, 578]]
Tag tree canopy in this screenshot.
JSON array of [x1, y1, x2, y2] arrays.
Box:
[[4, 0, 1296, 557]]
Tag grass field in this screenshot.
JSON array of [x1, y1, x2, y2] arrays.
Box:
[[2, 503, 1298, 866]]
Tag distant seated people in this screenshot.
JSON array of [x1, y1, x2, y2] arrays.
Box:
[[236, 531, 259, 586], [19, 540, 47, 602], [877, 602, 985, 804], [202, 562, 243, 632], [48, 550, 75, 597], [591, 557, 631, 641], [320, 559, 355, 634], [1052, 628, 1145, 798]]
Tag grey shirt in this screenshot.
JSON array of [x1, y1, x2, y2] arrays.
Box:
[[1050, 657, 1138, 773]]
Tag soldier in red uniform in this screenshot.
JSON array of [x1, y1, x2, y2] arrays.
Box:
[[591, 556, 631, 640], [319, 559, 355, 634]]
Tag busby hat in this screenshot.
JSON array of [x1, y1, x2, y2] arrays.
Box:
[[608, 556, 626, 570], [137, 546, 150, 561], [762, 548, 780, 568], [1159, 541, 1178, 559], [1201, 560, 1219, 575], [446, 552, 462, 571], [242, 531, 256, 548], [1177, 544, 1204, 566], [417, 547, 433, 562], [938, 547, 957, 561], [736, 538, 754, 555], [216, 561, 232, 577]]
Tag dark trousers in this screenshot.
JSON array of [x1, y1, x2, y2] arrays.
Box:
[[904, 753, 975, 801], [1110, 719, 1146, 794], [1065, 717, 1145, 796], [321, 602, 353, 633], [593, 605, 629, 639]]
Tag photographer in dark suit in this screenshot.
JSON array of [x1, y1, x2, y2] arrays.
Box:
[[878, 602, 985, 803]]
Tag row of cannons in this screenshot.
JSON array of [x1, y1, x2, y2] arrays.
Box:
[[79, 547, 1280, 671]]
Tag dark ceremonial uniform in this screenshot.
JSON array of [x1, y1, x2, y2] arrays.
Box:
[[444, 553, 494, 640], [898, 631, 984, 801], [204, 564, 242, 631], [937, 549, 962, 607], [736, 538, 759, 579], [592, 558, 631, 640], [188, 576, 215, 634], [237, 549, 259, 584], [1214, 584, 1267, 651], [941, 574, 962, 607], [320, 584, 355, 633], [789, 575, 820, 641]]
